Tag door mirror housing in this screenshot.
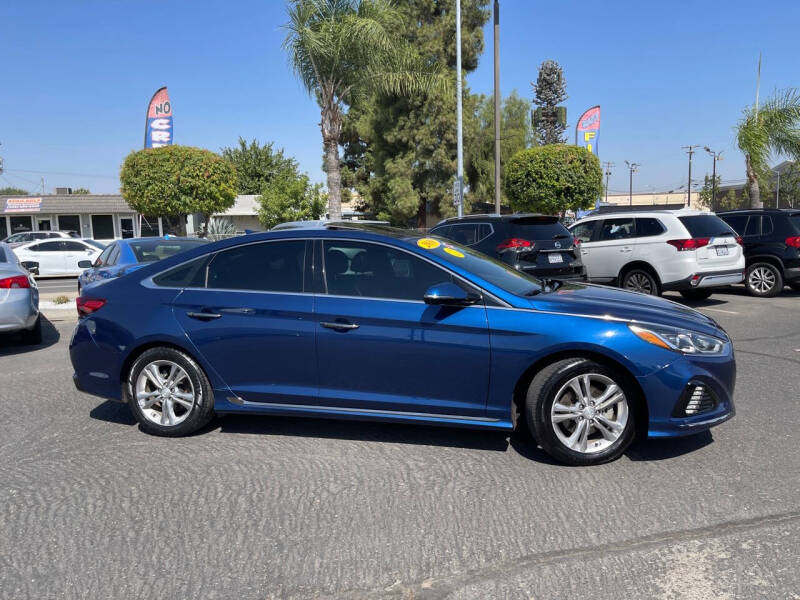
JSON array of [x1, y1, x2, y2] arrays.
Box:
[[21, 261, 39, 276], [77, 260, 93, 269], [423, 282, 481, 306]]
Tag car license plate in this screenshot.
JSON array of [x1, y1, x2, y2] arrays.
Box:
[[715, 246, 729, 256], [548, 253, 564, 264]]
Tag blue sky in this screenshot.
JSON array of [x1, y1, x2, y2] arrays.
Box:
[[2, 0, 798, 197]]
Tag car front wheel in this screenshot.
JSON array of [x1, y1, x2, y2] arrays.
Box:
[[526, 358, 636, 466], [745, 262, 783, 297], [127, 347, 215, 436]]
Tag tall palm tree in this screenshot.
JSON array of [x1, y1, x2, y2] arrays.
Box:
[[284, 0, 442, 220], [737, 88, 800, 208]]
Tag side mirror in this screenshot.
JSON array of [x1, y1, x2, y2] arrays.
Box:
[[423, 282, 481, 306], [21, 261, 39, 276], [78, 260, 93, 269]]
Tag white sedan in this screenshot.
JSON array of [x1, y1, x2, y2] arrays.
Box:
[[13, 239, 105, 277]]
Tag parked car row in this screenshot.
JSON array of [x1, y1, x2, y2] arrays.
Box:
[[432, 208, 800, 300]]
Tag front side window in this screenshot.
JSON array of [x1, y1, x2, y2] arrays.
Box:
[[598, 218, 635, 241], [63, 241, 92, 252], [207, 240, 305, 293], [31, 241, 63, 252], [571, 221, 597, 243], [323, 240, 452, 301]]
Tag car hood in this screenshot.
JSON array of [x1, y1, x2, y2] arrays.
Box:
[[529, 282, 725, 337]]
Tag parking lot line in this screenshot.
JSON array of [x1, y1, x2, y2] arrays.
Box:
[[698, 307, 740, 315]]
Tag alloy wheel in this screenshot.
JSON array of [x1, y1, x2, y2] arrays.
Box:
[[135, 360, 196, 426], [550, 373, 629, 454], [624, 272, 653, 294], [748, 266, 776, 294]]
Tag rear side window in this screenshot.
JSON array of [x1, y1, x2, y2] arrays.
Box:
[[744, 217, 760, 237], [510, 217, 569, 240], [762, 216, 774, 236], [678, 215, 736, 238], [446, 223, 492, 246], [598, 218, 635, 241], [635, 218, 666, 237], [153, 255, 211, 288], [207, 240, 306, 293], [788, 214, 800, 234], [31, 241, 63, 252], [720, 214, 748, 234]]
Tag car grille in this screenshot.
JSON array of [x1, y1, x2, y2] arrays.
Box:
[[673, 383, 718, 417]]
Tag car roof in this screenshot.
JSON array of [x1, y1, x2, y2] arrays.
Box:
[[574, 208, 709, 221], [718, 208, 800, 215]]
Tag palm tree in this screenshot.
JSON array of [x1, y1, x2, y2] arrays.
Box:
[[737, 89, 800, 208], [284, 0, 442, 220]]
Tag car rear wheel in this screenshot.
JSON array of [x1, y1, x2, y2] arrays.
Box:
[[127, 347, 215, 437], [745, 262, 783, 297], [621, 269, 660, 296], [679, 289, 713, 301], [525, 358, 636, 466]]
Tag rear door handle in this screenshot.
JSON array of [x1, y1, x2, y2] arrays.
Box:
[[320, 321, 360, 331], [186, 311, 222, 320]]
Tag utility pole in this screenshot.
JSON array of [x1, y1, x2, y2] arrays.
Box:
[[682, 145, 700, 208], [704, 148, 724, 212], [624, 161, 639, 207], [493, 0, 501, 215], [776, 170, 781, 208], [455, 0, 464, 218], [602, 161, 614, 204]]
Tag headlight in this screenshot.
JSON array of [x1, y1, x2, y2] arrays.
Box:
[[628, 323, 727, 354]]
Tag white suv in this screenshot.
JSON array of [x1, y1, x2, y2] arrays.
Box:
[[569, 209, 745, 299]]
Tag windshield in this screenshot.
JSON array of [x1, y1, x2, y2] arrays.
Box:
[[422, 237, 542, 297], [679, 215, 736, 237], [129, 239, 208, 262]]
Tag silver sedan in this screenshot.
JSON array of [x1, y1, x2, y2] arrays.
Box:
[[0, 242, 41, 344]]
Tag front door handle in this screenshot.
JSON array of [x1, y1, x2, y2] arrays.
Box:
[[186, 311, 222, 320], [620, 246, 632, 253], [320, 321, 360, 331]]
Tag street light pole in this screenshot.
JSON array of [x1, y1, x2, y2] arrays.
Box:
[[493, 0, 501, 215], [602, 161, 614, 204], [682, 145, 700, 208], [455, 0, 464, 218], [704, 147, 724, 212], [624, 161, 639, 207]]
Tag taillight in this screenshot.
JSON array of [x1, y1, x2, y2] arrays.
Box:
[[76, 297, 106, 317], [496, 238, 533, 252], [735, 236, 743, 246], [786, 236, 800, 248], [0, 275, 31, 289], [667, 238, 710, 251]]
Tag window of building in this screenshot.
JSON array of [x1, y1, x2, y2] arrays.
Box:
[[140, 216, 161, 237], [120, 217, 135, 239], [9, 216, 33, 234], [58, 215, 81, 234], [323, 240, 451, 301], [91, 215, 115, 240], [206, 241, 306, 293]]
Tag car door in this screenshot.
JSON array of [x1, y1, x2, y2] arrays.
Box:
[[584, 218, 637, 281], [314, 238, 491, 417], [19, 241, 67, 275], [170, 239, 317, 405], [62, 241, 99, 274], [570, 220, 601, 280]]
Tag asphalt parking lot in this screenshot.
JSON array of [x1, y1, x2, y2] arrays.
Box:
[[1, 287, 799, 599]]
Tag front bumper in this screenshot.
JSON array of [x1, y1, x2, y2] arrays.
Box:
[[662, 268, 744, 291], [637, 348, 736, 438]]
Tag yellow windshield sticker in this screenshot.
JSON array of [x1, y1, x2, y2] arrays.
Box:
[[417, 238, 441, 250], [444, 247, 464, 258]]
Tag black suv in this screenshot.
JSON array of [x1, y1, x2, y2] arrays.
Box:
[[429, 214, 586, 282], [717, 208, 800, 297]]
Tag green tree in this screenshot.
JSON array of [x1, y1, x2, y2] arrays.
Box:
[[696, 174, 721, 210], [778, 161, 800, 208], [71, 187, 91, 195], [340, 0, 490, 226], [283, 0, 443, 221], [532, 60, 567, 145], [737, 88, 800, 208], [120, 145, 237, 236], [221, 137, 299, 195], [0, 187, 28, 195], [466, 90, 532, 206], [504, 145, 602, 214], [258, 171, 326, 229]]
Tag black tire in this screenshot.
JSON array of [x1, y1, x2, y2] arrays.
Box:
[[127, 347, 215, 437], [679, 289, 713, 301], [745, 262, 783, 297], [20, 315, 42, 345], [525, 358, 637, 466], [621, 268, 660, 296]]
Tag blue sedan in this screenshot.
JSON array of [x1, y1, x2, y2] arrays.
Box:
[[70, 224, 735, 465], [77, 236, 209, 292]]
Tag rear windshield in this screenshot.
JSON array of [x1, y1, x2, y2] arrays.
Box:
[[509, 217, 571, 240], [678, 215, 736, 238], [788, 214, 800, 234], [130, 239, 208, 262]]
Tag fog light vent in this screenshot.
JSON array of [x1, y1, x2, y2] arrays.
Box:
[[673, 383, 719, 417]]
